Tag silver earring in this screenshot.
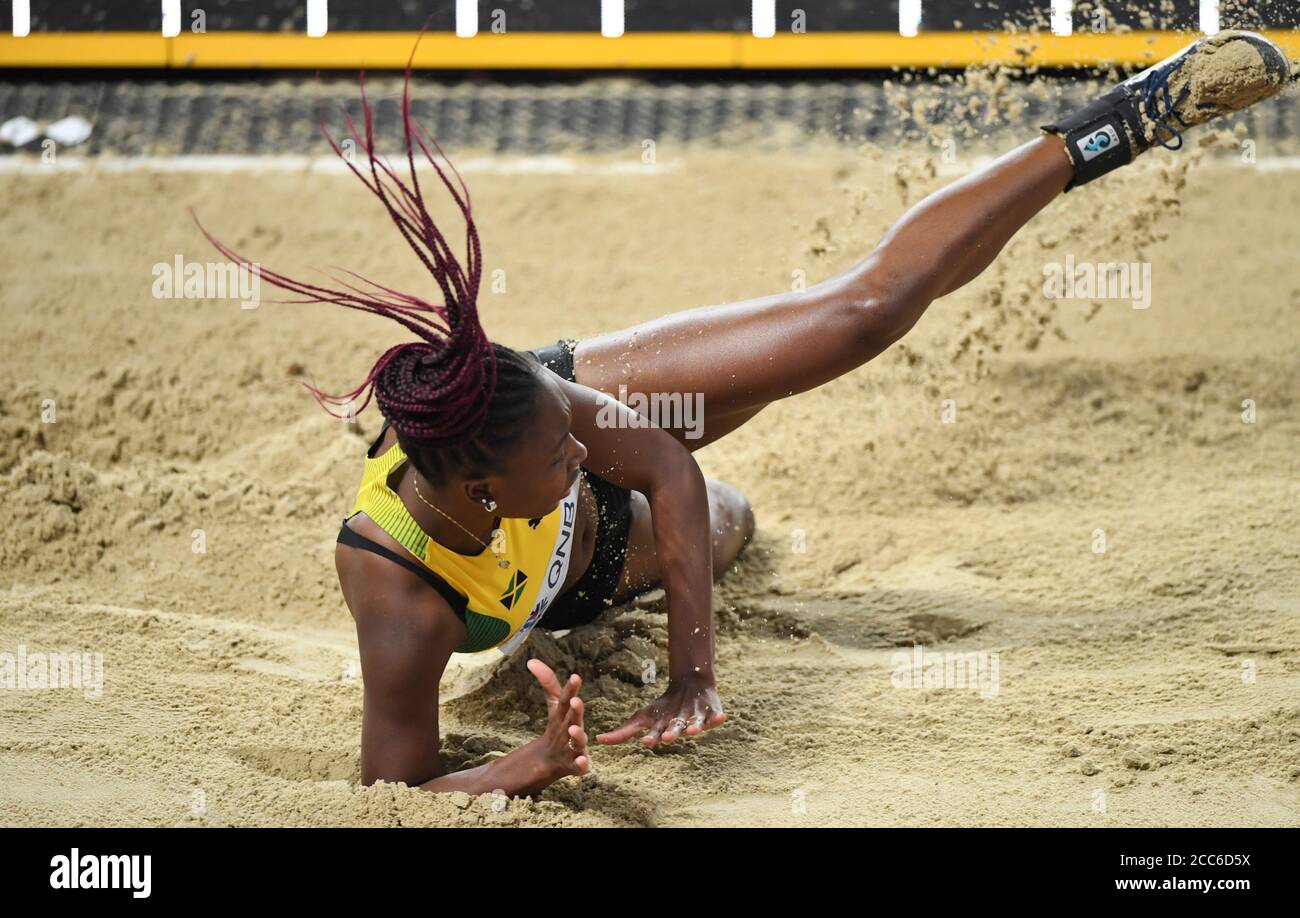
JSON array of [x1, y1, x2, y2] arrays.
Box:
[[482, 496, 497, 512]]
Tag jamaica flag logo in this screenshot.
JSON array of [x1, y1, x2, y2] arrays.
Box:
[[499, 569, 529, 610]]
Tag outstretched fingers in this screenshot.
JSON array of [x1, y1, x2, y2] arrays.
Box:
[[653, 704, 727, 746], [530, 659, 591, 775], [527, 658, 582, 713], [565, 695, 590, 774], [595, 710, 655, 746]]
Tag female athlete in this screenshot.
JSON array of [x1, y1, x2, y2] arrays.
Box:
[[196, 30, 1293, 799]]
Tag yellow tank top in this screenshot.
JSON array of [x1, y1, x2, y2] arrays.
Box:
[[346, 437, 582, 656]]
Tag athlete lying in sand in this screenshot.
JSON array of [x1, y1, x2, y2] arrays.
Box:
[[196, 31, 1294, 798]]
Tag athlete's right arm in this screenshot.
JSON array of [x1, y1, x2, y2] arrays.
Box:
[[339, 547, 591, 797]]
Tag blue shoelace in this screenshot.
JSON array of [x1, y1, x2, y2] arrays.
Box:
[[1137, 51, 1195, 151]]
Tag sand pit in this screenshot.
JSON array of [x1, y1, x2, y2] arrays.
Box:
[[1, 139, 1297, 826]]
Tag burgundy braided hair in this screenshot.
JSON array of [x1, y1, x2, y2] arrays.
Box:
[[192, 45, 547, 484]]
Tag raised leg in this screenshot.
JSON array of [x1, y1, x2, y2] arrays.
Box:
[[573, 134, 1073, 451]]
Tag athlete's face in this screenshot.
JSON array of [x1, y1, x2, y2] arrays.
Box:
[[478, 371, 587, 520]]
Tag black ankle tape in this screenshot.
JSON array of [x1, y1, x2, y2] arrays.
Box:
[[1042, 90, 1146, 191], [1048, 115, 1133, 191]]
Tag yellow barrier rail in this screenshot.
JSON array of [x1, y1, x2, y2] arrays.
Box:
[[1, 30, 1298, 70]]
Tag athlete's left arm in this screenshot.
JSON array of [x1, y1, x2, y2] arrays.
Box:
[[560, 377, 727, 747]]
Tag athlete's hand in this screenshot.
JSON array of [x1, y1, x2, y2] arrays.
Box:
[[595, 675, 726, 746], [525, 658, 591, 778]]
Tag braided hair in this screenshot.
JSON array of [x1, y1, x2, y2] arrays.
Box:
[[192, 50, 545, 485]]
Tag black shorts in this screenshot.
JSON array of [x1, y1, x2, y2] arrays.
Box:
[[524, 338, 638, 630]]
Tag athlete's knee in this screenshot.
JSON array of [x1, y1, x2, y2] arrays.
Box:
[[831, 268, 929, 356], [857, 289, 930, 352], [738, 496, 756, 545], [707, 480, 754, 576]]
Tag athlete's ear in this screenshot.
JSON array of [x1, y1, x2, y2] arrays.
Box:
[[462, 478, 497, 509]]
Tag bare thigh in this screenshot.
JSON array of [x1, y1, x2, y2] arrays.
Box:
[[570, 137, 1074, 454], [571, 282, 867, 453]]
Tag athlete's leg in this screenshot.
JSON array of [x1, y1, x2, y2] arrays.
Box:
[[674, 403, 769, 451], [574, 30, 1293, 453], [573, 134, 1072, 450], [578, 31, 1292, 602]]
